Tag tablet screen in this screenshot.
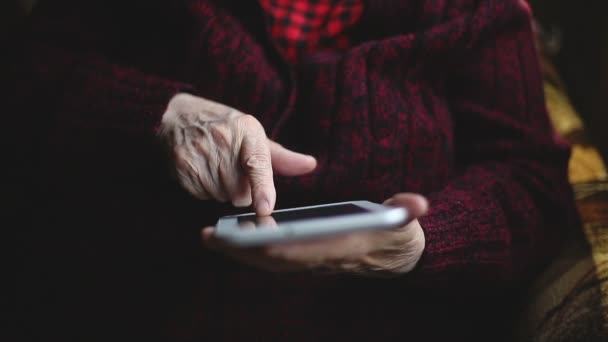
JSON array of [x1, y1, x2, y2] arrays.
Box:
[[236, 204, 369, 227]]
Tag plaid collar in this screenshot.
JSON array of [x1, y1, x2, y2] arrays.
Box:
[[259, 0, 364, 63]]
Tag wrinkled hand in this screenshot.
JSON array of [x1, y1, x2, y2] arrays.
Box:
[[203, 193, 428, 277], [159, 93, 317, 215]]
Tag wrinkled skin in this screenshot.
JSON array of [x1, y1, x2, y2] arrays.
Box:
[[159, 93, 427, 277]]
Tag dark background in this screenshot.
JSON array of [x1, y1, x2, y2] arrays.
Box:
[[528, 0, 608, 161]]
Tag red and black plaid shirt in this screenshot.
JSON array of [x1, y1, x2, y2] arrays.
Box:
[[259, 0, 364, 63]]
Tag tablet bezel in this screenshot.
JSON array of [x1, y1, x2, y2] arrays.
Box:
[[215, 201, 408, 246]]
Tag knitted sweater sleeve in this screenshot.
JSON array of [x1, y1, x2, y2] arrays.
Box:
[[413, 1, 576, 288]]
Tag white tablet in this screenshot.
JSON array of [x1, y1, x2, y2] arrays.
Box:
[[215, 201, 408, 247]]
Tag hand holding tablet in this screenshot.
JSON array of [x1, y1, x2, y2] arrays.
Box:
[[203, 194, 428, 276]]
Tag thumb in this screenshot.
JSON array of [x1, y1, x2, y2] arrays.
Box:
[[384, 193, 429, 221], [269, 140, 317, 176], [241, 133, 275, 216]]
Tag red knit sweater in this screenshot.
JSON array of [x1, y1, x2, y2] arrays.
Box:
[[11, 0, 577, 340]]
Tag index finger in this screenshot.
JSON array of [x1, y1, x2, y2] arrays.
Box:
[[239, 117, 275, 216]]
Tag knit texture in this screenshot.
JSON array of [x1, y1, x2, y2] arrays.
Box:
[[11, 0, 578, 340]]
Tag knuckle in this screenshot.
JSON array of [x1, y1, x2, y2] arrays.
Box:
[[244, 153, 271, 173], [236, 114, 263, 131]]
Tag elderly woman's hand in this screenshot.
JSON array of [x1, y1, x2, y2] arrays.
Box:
[[159, 93, 317, 215], [203, 193, 428, 277]]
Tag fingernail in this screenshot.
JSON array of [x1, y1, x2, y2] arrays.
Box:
[[256, 200, 271, 215]]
